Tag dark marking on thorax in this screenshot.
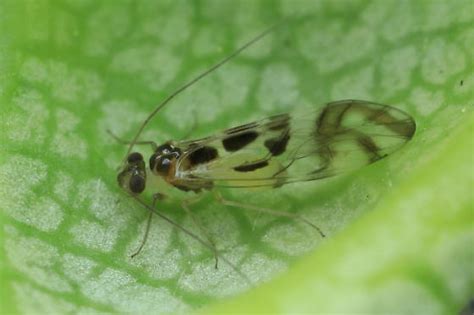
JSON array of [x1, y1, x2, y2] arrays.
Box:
[[222, 131, 259, 152]]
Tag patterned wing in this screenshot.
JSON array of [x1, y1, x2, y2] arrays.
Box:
[[174, 100, 416, 189]]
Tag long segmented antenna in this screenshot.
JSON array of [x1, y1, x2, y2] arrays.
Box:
[[123, 22, 282, 162], [127, 192, 253, 285]]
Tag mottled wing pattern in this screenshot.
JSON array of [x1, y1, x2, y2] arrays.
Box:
[[174, 100, 416, 188]]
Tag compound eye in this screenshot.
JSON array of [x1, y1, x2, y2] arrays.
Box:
[[150, 154, 172, 175], [156, 157, 171, 175], [128, 152, 143, 163], [129, 174, 145, 193]]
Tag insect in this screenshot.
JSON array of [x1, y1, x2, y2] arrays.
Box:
[[111, 24, 416, 281]]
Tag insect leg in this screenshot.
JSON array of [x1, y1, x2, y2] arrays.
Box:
[[128, 192, 253, 284], [107, 129, 158, 151], [214, 192, 326, 238], [130, 193, 165, 258], [182, 196, 219, 269]]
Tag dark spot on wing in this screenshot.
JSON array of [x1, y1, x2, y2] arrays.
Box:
[[367, 109, 416, 138], [318, 101, 416, 140], [266, 114, 290, 131], [234, 160, 269, 172], [222, 131, 259, 152], [316, 101, 352, 135], [357, 135, 382, 162], [188, 146, 218, 166], [335, 102, 352, 129], [383, 119, 416, 139], [264, 132, 290, 156], [315, 104, 330, 134]]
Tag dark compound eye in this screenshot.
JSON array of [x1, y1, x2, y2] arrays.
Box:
[[150, 154, 174, 176], [127, 152, 143, 163], [129, 174, 145, 193], [155, 157, 172, 175], [150, 144, 182, 176]]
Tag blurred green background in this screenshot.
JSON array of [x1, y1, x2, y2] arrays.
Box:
[[1, 0, 472, 314]]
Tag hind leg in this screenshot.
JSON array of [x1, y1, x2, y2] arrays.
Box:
[[181, 195, 219, 269], [214, 192, 325, 238]]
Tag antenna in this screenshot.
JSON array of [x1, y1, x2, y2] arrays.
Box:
[[123, 22, 282, 162]]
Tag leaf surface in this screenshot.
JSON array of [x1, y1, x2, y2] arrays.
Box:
[[1, 0, 472, 313]]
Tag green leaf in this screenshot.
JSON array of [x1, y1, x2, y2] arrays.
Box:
[[1, 0, 472, 314]]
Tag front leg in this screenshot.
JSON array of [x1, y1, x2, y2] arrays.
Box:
[[130, 192, 166, 258], [107, 129, 158, 151]]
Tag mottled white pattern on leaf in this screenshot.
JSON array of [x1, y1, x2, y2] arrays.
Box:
[[51, 109, 88, 160], [6, 89, 49, 144], [13, 283, 76, 314], [331, 66, 374, 100], [262, 223, 318, 256], [111, 46, 182, 92], [298, 21, 376, 74], [379, 46, 418, 97], [258, 63, 300, 111], [421, 39, 466, 85], [81, 268, 190, 313], [0, 156, 64, 231], [410, 87, 444, 116], [5, 227, 72, 292]]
